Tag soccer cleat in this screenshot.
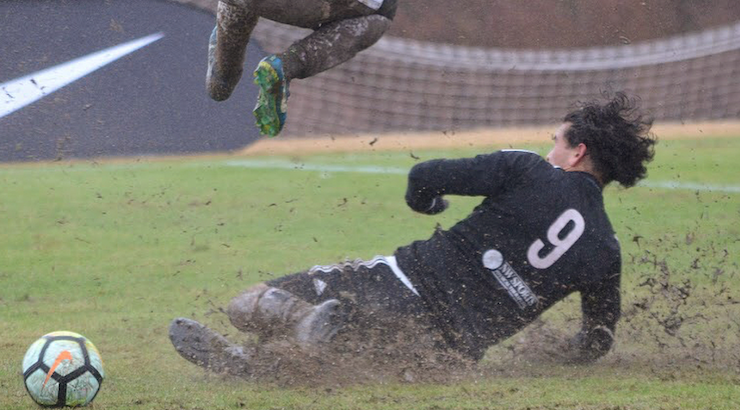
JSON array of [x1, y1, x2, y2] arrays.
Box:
[[252, 55, 290, 137], [169, 318, 252, 376]]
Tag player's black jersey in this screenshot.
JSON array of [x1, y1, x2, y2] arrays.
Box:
[[394, 150, 621, 359]]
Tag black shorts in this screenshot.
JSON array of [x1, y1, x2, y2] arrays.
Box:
[[267, 256, 479, 359], [267, 255, 426, 321]]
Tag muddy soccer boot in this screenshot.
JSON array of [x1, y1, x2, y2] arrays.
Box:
[[252, 55, 290, 137], [169, 318, 252, 376], [228, 285, 343, 346]]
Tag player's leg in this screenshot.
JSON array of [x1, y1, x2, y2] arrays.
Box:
[[246, 0, 388, 29], [270, 257, 432, 344], [281, 14, 391, 80], [168, 317, 253, 376], [225, 255, 420, 346], [168, 281, 339, 375], [227, 282, 344, 345], [206, 1, 259, 101], [252, 14, 392, 136]]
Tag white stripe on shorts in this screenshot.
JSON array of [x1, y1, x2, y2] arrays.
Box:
[[308, 255, 420, 297], [357, 0, 383, 10], [383, 256, 420, 296]]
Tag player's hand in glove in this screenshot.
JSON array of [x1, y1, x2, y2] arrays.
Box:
[[563, 326, 614, 364], [423, 196, 449, 215], [405, 186, 449, 214]]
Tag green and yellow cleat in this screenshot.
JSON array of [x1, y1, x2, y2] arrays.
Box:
[[253, 55, 289, 137]]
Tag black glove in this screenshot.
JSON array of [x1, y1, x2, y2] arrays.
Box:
[[422, 196, 449, 215], [566, 326, 614, 364]]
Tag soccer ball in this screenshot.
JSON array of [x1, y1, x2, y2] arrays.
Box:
[[22, 331, 104, 407]]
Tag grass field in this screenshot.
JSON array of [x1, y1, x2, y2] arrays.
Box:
[[1, 133, 739, 409]]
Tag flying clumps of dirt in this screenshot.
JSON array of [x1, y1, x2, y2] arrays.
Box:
[[190, 230, 739, 387], [487, 232, 740, 376]]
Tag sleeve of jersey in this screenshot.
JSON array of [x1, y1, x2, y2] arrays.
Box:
[[404, 151, 533, 214], [576, 271, 621, 360], [581, 272, 621, 331]]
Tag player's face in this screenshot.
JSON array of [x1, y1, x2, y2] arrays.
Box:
[[546, 122, 578, 169]]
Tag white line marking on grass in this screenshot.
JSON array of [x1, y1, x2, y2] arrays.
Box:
[[224, 159, 408, 175], [225, 159, 740, 193], [638, 180, 740, 193]]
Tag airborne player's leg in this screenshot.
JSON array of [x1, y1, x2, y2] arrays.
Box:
[[206, 1, 258, 101], [206, 0, 397, 136], [253, 14, 392, 136]]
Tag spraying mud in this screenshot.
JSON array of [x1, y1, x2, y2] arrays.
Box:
[[186, 234, 738, 388]]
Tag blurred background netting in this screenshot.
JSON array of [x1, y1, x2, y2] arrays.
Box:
[[178, 0, 740, 137]]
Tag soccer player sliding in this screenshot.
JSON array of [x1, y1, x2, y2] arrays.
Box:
[[170, 92, 657, 379]]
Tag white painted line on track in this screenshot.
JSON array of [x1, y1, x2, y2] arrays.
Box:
[[224, 159, 740, 194], [1, 33, 164, 118]]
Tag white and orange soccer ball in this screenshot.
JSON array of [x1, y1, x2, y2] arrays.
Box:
[[22, 331, 104, 407]]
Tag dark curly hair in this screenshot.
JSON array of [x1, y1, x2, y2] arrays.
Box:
[[563, 92, 657, 188]]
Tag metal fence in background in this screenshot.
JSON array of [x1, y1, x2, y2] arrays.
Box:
[[176, 1, 740, 137]]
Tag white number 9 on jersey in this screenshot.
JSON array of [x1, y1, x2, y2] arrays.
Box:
[[527, 209, 585, 269]]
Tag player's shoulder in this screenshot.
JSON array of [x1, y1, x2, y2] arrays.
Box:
[[488, 149, 571, 191], [498, 149, 545, 162], [499, 149, 540, 156], [496, 149, 554, 172]]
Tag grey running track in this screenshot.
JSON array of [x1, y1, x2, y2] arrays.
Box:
[[0, 0, 265, 162]]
